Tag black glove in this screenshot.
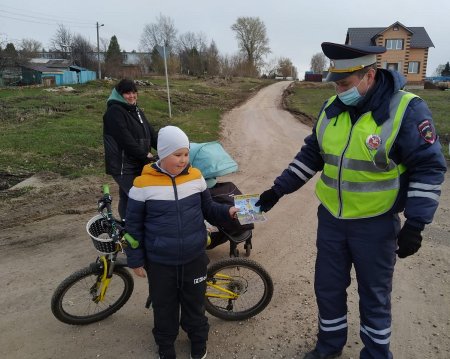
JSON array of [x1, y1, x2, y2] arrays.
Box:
[[396, 223, 423, 258], [255, 188, 280, 213]]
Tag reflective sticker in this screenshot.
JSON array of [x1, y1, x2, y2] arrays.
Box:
[[366, 134, 382, 150], [418, 120, 436, 144]]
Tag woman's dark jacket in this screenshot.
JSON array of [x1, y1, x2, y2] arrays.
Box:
[[103, 89, 158, 176]]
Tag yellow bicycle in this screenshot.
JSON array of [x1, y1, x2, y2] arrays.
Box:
[[51, 185, 273, 325]]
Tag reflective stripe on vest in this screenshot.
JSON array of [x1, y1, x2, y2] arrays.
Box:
[[315, 91, 416, 219]]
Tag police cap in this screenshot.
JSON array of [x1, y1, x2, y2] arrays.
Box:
[[321, 42, 386, 82]]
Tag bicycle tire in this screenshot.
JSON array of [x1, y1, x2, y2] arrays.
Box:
[[51, 265, 134, 325], [205, 258, 273, 321]]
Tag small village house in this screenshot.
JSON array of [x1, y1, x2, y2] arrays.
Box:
[[346, 21, 434, 85]]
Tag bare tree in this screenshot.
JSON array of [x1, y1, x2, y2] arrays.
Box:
[[231, 17, 270, 76], [260, 58, 278, 78], [177, 31, 208, 75], [278, 57, 294, 78], [100, 37, 109, 52], [219, 52, 251, 77], [140, 14, 178, 52], [177, 32, 206, 53], [219, 53, 246, 78], [50, 24, 73, 58], [310, 52, 328, 74], [433, 64, 444, 77], [19, 38, 42, 59], [205, 40, 220, 76], [71, 34, 95, 69]]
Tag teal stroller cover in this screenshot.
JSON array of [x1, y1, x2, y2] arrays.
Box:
[[189, 141, 238, 187]]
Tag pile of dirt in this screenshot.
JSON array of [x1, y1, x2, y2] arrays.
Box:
[[0, 172, 108, 232], [0, 172, 31, 190]]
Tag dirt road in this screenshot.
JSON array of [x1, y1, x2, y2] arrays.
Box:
[[1, 81, 449, 359]]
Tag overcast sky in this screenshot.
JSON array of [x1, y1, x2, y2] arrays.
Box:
[[1, 0, 449, 77]]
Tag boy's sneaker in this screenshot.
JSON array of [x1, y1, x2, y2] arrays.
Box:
[[159, 355, 176, 359], [190, 349, 207, 359], [190, 343, 207, 359], [158, 345, 176, 359]]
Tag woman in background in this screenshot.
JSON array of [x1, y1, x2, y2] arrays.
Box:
[[103, 79, 158, 219]]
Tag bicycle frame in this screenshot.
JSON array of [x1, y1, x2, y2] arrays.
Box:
[[94, 254, 242, 303], [90, 254, 128, 303], [206, 274, 240, 300]]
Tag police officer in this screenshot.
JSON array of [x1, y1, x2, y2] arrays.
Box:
[[256, 42, 447, 359]]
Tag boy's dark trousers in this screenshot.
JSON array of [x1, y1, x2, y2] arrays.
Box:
[[148, 253, 210, 353]]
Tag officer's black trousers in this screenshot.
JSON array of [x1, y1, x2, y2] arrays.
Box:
[[148, 253, 210, 353], [314, 205, 398, 359]]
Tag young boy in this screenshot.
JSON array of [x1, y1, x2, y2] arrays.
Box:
[[125, 126, 238, 359]]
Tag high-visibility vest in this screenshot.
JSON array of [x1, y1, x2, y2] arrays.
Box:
[[315, 90, 417, 219]]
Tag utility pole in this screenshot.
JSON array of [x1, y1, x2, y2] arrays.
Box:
[[162, 43, 172, 118], [96, 22, 104, 80]]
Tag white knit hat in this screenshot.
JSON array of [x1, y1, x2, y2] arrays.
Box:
[[157, 126, 190, 160]]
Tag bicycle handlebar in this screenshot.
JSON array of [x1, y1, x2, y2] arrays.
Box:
[[99, 184, 139, 250], [123, 233, 139, 249], [102, 184, 110, 195]]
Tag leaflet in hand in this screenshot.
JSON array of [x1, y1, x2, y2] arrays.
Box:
[[234, 194, 267, 225]]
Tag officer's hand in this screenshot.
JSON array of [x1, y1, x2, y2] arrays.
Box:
[[255, 188, 280, 213], [396, 223, 423, 258]]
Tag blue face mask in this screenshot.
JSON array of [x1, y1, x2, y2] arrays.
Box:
[[336, 76, 366, 106]]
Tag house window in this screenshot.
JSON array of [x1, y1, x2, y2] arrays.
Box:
[[386, 39, 404, 50], [387, 63, 398, 71], [408, 61, 420, 73], [393, 26, 399, 31]]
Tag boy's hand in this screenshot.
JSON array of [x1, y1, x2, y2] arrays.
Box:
[[229, 206, 239, 219], [132, 267, 146, 278]]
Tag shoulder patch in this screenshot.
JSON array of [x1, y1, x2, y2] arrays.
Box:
[[417, 120, 436, 144]]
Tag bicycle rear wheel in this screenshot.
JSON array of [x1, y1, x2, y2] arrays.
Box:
[[205, 258, 273, 321], [51, 265, 134, 325]]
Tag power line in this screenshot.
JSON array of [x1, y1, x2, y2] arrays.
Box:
[[0, 4, 95, 25], [0, 9, 92, 25], [0, 13, 54, 25], [0, 13, 95, 28]]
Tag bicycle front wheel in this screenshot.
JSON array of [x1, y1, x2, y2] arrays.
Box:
[[205, 258, 273, 321], [51, 265, 134, 325]]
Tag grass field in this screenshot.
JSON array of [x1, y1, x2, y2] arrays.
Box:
[[0, 77, 272, 181], [1, 78, 448, 187], [284, 82, 450, 159]]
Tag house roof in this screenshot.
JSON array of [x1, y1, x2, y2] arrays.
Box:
[[69, 65, 87, 71], [46, 59, 71, 68], [346, 22, 434, 48], [21, 63, 64, 73]]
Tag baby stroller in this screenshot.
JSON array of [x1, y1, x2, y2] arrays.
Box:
[[190, 142, 254, 257]]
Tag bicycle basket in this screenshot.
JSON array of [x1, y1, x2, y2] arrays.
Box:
[[86, 215, 117, 254]]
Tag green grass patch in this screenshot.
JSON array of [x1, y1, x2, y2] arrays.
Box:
[[0, 77, 273, 178]]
